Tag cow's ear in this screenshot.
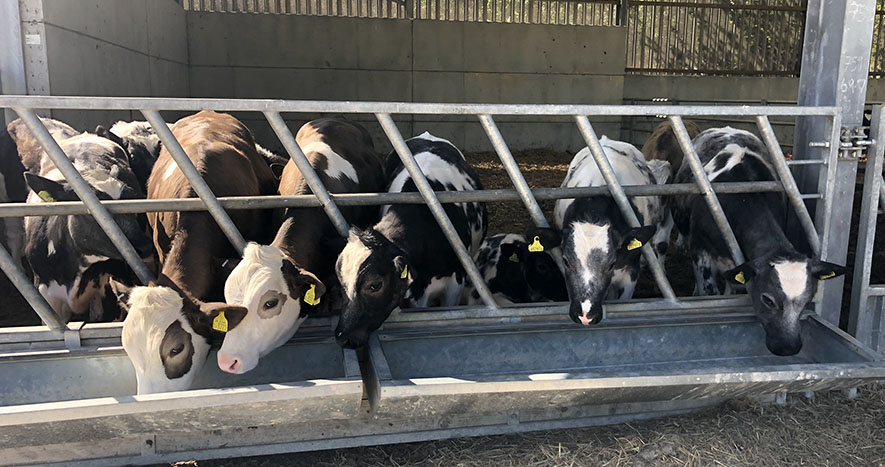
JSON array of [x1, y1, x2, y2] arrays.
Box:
[[24, 173, 75, 202], [499, 242, 525, 264], [198, 302, 248, 333], [269, 163, 286, 181], [281, 258, 326, 306], [107, 278, 132, 315], [811, 261, 848, 281], [724, 259, 765, 286], [95, 125, 125, 148], [620, 225, 656, 253], [393, 255, 408, 280], [525, 227, 562, 253]]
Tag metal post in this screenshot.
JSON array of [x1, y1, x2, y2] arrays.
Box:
[[141, 110, 246, 254], [793, 0, 876, 324], [376, 113, 499, 309], [668, 115, 745, 265], [14, 108, 154, 285], [574, 116, 677, 301], [848, 105, 884, 350], [755, 115, 820, 256], [478, 115, 549, 228], [0, 242, 64, 330], [264, 111, 350, 237], [0, 0, 27, 125]]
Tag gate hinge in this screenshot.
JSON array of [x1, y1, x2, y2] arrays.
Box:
[[838, 127, 873, 157]]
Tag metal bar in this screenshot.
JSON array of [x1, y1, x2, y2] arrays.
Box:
[[668, 115, 745, 264], [868, 287, 885, 297], [478, 115, 549, 227], [849, 104, 885, 349], [625, 0, 806, 12], [755, 115, 821, 256], [264, 111, 350, 237], [14, 108, 155, 285], [0, 242, 65, 330], [785, 159, 827, 166], [0, 97, 841, 117], [574, 116, 677, 301], [0, 181, 793, 218], [141, 110, 247, 254], [376, 113, 499, 309]]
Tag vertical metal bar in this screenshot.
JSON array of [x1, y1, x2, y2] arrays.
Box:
[[818, 112, 842, 260], [0, 242, 65, 330], [14, 108, 154, 285], [849, 104, 884, 350], [478, 115, 549, 228], [755, 115, 821, 256], [264, 111, 350, 237], [0, 0, 27, 125], [668, 115, 745, 265], [141, 110, 247, 254], [617, 0, 627, 26], [574, 116, 677, 301], [376, 113, 499, 309]]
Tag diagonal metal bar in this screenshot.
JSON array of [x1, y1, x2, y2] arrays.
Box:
[[264, 111, 350, 237], [848, 104, 885, 350], [574, 116, 677, 301], [14, 107, 154, 285], [0, 242, 64, 330], [478, 114, 549, 228], [141, 110, 246, 254], [669, 115, 746, 265], [376, 113, 499, 309], [755, 115, 821, 256]]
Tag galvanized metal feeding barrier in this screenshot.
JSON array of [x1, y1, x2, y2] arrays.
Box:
[[0, 96, 883, 466]]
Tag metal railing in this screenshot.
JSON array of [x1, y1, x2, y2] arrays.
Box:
[[0, 96, 838, 346], [849, 105, 885, 352]]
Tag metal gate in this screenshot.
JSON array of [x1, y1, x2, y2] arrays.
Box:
[[0, 96, 883, 466]]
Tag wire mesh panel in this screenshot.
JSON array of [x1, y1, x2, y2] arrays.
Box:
[[871, 1, 885, 78]]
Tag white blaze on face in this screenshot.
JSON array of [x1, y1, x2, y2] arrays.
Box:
[[579, 300, 594, 325], [219, 243, 307, 374], [122, 286, 209, 394], [571, 222, 610, 284], [337, 232, 372, 300], [773, 260, 809, 300]]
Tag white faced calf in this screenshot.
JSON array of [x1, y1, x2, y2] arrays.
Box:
[[532, 137, 666, 325], [671, 127, 847, 355]]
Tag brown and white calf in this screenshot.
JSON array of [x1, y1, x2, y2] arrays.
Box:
[[218, 117, 385, 374], [114, 110, 278, 394]]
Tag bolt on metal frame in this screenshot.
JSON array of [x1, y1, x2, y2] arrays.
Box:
[[849, 105, 885, 352], [0, 96, 840, 335]]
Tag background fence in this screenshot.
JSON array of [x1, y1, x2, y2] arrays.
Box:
[[179, 0, 883, 77]]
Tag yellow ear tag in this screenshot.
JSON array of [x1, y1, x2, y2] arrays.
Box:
[[303, 284, 321, 306], [627, 238, 643, 251], [37, 190, 56, 203], [528, 236, 544, 253], [508, 252, 519, 263], [401, 265, 408, 280], [819, 271, 836, 280], [212, 311, 228, 333], [734, 271, 746, 284]]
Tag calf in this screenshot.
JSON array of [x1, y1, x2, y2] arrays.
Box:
[[23, 133, 153, 322], [640, 119, 700, 178], [7, 117, 79, 173], [114, 110, 278, 393], [530, 136, 665, 325], [334, 132, 487, 348], [462, 233, 566, 305], [218, 117, 385, 374], [97, 121, 163, 194], [671, 127, 846, 356]]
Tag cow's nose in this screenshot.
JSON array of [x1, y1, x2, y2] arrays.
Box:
[[217, 354, 241, 374], [578, 312, 595, 326]]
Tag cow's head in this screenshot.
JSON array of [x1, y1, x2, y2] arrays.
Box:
[[218, 243, 325, 374], [724, 252, 846, 356], [520, 230, 568, 302], [335, 228, 409, 349], [527, 223, 655, 325], [24, 172, 154, 261], [100, 122, 161, 193], [111, 279, 247, 394]]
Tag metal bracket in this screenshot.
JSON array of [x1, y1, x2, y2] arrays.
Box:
[[63, 322, 84, 350], [838, 127, 873, 159], [141, 434, 157, 456]]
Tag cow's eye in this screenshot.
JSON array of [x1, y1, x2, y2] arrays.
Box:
[[264, 298, 279, 310], [761, 293, 777, 309], [367, 280, 383, 292], [170, 344, 184, 356]]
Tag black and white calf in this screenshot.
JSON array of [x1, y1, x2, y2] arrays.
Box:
[[24, 133, 154, 322], [531, 137, 666, 326], [96, 121, 163, 194], [334, 132, 487, 348], [462, 233, 567, 305], [671, 127, 847, 356]]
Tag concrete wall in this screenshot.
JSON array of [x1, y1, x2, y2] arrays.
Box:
[[186, 13, 625, 152], [22, 0, 188, 131]]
